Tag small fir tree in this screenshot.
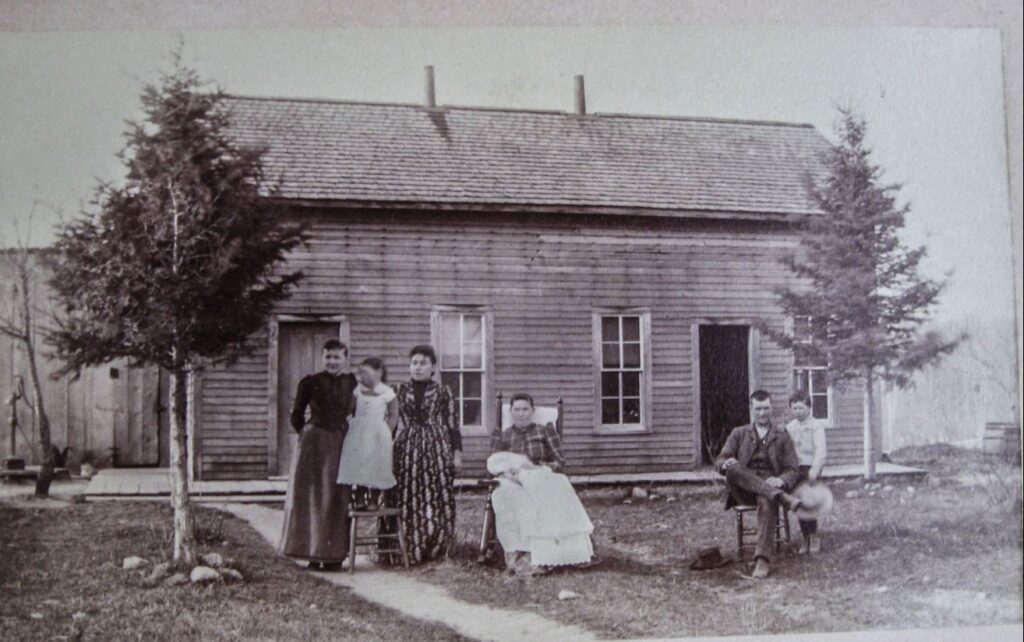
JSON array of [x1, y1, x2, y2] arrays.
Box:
[[773, 111, 961, 479], [48, 54, 305, 564]]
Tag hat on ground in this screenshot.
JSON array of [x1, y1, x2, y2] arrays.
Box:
[[793, 482, 835, 520], [689, 546, 733, 570]]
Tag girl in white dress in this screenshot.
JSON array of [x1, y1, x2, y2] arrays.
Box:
[[337, 357, 398, 507]]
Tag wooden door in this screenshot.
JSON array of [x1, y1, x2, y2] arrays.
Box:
[[276, 322, 342, 476], [111, 365, 165, 466], [698, 325, 751, 464]]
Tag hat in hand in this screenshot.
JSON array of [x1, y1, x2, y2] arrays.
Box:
[[689, 546, 733, 570], [793, 481, 835, 520]]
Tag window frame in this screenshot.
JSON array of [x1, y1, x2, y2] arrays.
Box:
[[592, 309, 653, 434], [790, 316, 834, 425], [431, 306, 493, 437]]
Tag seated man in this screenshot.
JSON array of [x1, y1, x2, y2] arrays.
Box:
[[715, 389, 803, 579]]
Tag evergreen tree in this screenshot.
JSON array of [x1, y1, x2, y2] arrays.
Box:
[[48, 54, 305, 564], [773, 111, 960, 479]]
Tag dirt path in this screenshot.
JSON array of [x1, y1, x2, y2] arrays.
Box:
[[216, 503, 599, 642]]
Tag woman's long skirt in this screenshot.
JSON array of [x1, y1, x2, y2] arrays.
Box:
[[380, 421, 456, 565], [279, 426, 351, 563]]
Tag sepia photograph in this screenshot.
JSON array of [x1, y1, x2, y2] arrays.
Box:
[[1, 2, 1021, 641]]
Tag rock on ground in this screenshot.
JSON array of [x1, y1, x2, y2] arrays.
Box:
[[199, 552, 224, 568], [220, 568, 244, 583], [142, 562, 173, 587], [164, 573, 189, 587], [189, 566, 221, 584], [122, 556, 147, 570]]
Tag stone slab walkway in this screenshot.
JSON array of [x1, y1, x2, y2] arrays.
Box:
[[215, 502, 598, 642], [85, 462, 926, 500]]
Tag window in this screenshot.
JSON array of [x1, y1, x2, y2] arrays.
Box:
[[595, 312, 650, 431], [792, 316, 832, 422], [793, 368, 831, 421], [434, 309, 489, 431]]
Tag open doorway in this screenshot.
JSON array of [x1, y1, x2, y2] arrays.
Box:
[[698, 325, 750, 464]]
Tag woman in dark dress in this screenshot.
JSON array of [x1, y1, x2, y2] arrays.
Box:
[[382, 344, 462, 564], [279, 339, 357, 571]]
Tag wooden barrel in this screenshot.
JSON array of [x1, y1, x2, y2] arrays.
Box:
[[984, 422, 1018, 459]]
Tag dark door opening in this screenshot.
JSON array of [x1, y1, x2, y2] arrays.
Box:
[[699, 325, 750, 464]]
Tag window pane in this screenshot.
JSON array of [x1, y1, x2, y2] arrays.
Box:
[[462, 372, 482, 398], [602, 343, 620, 369], [440, 314, 460, 341], [601, 372, 619, 397], [463, 314, 483, 344], [794, 316, 813, 343], [462, 400, 482, 426], [441, 372, 460, 396], [601, 398, 620, 424], [463, 342, 483, 369], [622, 371, 640, 396], [622, 398, 641, 424], [622, 316, 640, 341], [811, 369, 828, 391], [812, 395, 829, 419], [601, 316, 619, 342], [794, 370, 809, 391], [439, 338, 460, 369], [622, 343, 641, 368]]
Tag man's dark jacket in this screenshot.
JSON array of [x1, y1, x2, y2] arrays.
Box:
[[714, 422, 802, 509]]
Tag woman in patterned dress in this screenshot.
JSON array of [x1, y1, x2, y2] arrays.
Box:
[[382, 344, 462, 564]]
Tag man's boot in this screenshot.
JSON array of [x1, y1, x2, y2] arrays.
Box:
[[751, 557, 770, 579]]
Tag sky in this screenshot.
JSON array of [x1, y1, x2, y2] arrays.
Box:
[[0, 27, 1015, 326]]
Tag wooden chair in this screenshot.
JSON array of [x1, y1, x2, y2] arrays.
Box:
[[346, 493, 410, 573], [734, 503, 791, 560], [477, 392, 563, 565]]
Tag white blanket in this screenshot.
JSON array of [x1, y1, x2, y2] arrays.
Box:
[[491, 464, 594, 567]]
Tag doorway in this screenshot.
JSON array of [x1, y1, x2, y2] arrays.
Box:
[[111, 366, 169, 467], [698, 325, 751, 464], [275, 321, 342, 475]]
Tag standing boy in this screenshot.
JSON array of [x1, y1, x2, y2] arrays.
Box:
[[785, 389, 828, 553]]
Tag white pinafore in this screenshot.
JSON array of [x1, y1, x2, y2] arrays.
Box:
[[336, 384, 397, 489]]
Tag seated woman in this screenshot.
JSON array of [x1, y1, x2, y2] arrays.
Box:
[[488, 393, 594, 577]]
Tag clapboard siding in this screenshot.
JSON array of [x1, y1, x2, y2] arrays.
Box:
[[194, 209, 865, 479], [197, 339, 269, 479]]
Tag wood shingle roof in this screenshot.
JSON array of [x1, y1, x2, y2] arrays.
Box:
[[223, 95, 830, 217]]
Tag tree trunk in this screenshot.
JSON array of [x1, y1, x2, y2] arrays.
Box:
[[169, 365, 196, 566], [25, 342, 54, 497], [863, 368, 877, 481]]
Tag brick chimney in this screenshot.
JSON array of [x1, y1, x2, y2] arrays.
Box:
[[424, 65, 436, 108], [574, 75, 586, 115]]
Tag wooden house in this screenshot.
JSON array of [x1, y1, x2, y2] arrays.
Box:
[[181, 73, 866, 481]]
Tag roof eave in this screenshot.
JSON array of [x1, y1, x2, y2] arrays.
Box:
[[262, 196, 818, 222]]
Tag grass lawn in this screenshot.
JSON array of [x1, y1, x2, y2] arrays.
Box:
[[0, 499, 467, 641], [403, 446, 1023, 639]]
